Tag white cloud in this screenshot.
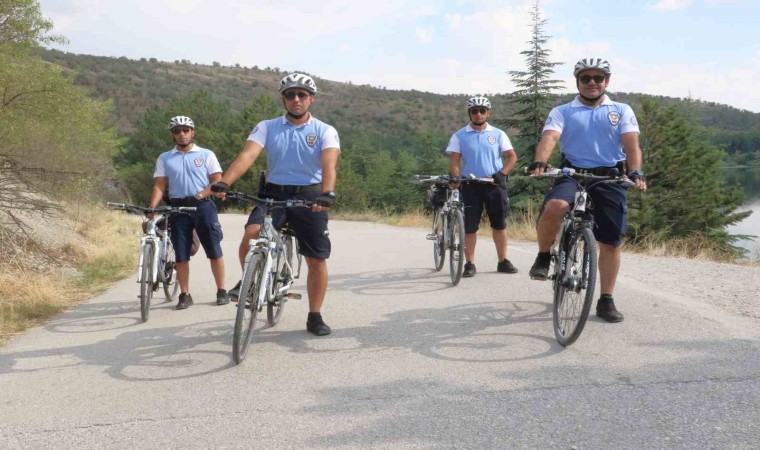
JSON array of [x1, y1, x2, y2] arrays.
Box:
[[415, 28, 434, 43], [649, 0, 693, 11]]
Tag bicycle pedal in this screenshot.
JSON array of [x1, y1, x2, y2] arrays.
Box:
[[286, 292, 302, 300], [425, 234, 439, 241]]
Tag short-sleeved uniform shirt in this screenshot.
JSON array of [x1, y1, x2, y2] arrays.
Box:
[[446, 123, 515, 232], [154, 144, 224, 261], [245, 114, 341, 259], [541, 95, 640, 246]]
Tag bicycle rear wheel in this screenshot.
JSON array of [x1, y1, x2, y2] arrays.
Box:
[[233, 252, 266, 364], [139, 243, 154, 323], [267, 237, 292, 326], [448, 209, 465, 286], [432, 208, 445, 271], [161, 240, 179, 301], [553, 226, 597, 346]]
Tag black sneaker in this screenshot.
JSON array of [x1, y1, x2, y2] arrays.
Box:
[[462, 262, 476, 278], [529, 253, 551, 280], [497, 259, 518, 274], [596, 295, 624, 323], [176, 293, 193, 310], [229, 280, 241, 302], [216, 288, 229, 305], [306, 313, 331, 336]]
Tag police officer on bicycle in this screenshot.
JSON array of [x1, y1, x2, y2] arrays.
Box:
[[148, 116, 229, 309], [447, 96, 519, 278], [212, 73, 340, 336], [527, 58, 647, 323]]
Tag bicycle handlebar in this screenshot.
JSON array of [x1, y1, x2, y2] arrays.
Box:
[[106, 202, 197, 214], [529, 168, 635, 187], [224, 191, 313, 208], [413, 174, 495, 184]]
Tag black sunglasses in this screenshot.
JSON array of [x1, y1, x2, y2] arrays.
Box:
[[469, 108, 488, 115], [578, 74, 607, 84], [283, 91, 311, 100], [171, 127, 193, 134]]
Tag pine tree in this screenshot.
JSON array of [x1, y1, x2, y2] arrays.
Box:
[[494, 0, 564, 213], [631, 96, 750, 257]]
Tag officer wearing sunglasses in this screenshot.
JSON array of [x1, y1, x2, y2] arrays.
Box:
[[527, 58, 647, 323], [211, 73, 340, 337], [446, 96, 519, 278]]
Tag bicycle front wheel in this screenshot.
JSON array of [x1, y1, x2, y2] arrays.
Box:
[[139, 243, 154, 323], [553, 225, 597, 346], [448, 209, 465, 286], [161, 240, 179, 301], [267, 236, 293, 326], [233, 252, 266, 364], [432, 208, 445, 271]]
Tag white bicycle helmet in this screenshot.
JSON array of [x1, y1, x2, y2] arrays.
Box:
[[167, 115, 195, 130], [573, 58, 611, 77], [279, 73, 318, 94], [467, 96, 491, 110]]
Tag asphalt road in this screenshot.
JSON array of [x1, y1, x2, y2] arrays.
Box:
[[1, 214, 758, 449]]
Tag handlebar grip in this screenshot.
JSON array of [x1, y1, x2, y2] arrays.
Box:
[[178, 207, 197, 212]]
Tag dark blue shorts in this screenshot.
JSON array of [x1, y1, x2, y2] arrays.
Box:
[[244, 190, 330, 260], [461, 184, 510, 234], [541, 178, 628, 247], [170, 200, 224, 262]]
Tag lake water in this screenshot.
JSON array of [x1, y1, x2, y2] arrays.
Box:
[[725, 167, 760, 260]]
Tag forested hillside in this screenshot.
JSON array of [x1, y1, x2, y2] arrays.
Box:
[[40, 49, 760, 160]]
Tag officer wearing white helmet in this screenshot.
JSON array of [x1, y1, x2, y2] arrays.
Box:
[[149, 115, 229, 309], [212, 73, 340, 336], [528, 58, 647, 323], [446, 96, 519, 278]]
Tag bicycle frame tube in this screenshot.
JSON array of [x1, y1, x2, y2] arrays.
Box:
[[137, 238, 159, 284]]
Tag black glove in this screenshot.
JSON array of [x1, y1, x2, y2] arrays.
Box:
[[210, 181, 229, 193], [315, 191, 336, 207], [627, 170, 645, 183], [492, 171, 508, 189], [527, 161, 549, 172]]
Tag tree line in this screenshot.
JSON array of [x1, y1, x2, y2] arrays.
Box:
[[2, 0, 754, 259]]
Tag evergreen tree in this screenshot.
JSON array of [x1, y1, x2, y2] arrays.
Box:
[[631, 96, 750, 257], [494, 0, 564, 213]]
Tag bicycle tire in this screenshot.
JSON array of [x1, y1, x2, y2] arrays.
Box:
[[267, 236, 292, 326], [161, 240, 179, 301], [432, 208, 445, 271], [233, 252, 266, 364], [553, 225, 597, 346], [449, 208, 465, 286], [139, 242, 154, 323]]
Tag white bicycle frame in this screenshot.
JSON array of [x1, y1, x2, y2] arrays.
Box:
[[243, 215, 295, 307], [136, 215, 170, 285]]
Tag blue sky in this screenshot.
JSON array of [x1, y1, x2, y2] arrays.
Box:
[[39, 0, 760, 112]]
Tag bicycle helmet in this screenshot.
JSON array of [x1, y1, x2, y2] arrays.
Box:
[[167, 115, 195, 130], [279, 73, 318, 94], [467, 96, 491, 110], [573, 58, 611, 77]]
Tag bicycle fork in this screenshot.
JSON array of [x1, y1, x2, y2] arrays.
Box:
[[137, 238, 159, 285]]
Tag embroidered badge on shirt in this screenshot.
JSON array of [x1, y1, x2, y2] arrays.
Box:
[[194, 157, 204, 167], [488, 136, 496, 145], [306, 133, 318, 147], [608, 112, 620, 126], [630, 117, 638, 126]]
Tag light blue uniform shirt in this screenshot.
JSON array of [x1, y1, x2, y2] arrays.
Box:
[[153, 144, 222, 198], [445, 123, 514, 178], [543, 95, 640, 168], [249, 114, 340, 186]]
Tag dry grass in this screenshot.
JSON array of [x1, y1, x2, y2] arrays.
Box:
[[0, 206, 137, 345]]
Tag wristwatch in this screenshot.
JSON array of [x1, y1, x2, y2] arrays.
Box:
[[628, 169, 645, 178], [324, 190, 336, 198]]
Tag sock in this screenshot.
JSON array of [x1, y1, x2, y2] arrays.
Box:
[[308, 312, 322, 322]]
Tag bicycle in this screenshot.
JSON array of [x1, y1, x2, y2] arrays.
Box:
[[224, 191, 311, 364], [415, 174, 494, 286], [106, 203, 196, 322], [529, 168, 634, 346]]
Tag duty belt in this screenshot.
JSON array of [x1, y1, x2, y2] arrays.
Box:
[[264, 183, 321, 193]]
